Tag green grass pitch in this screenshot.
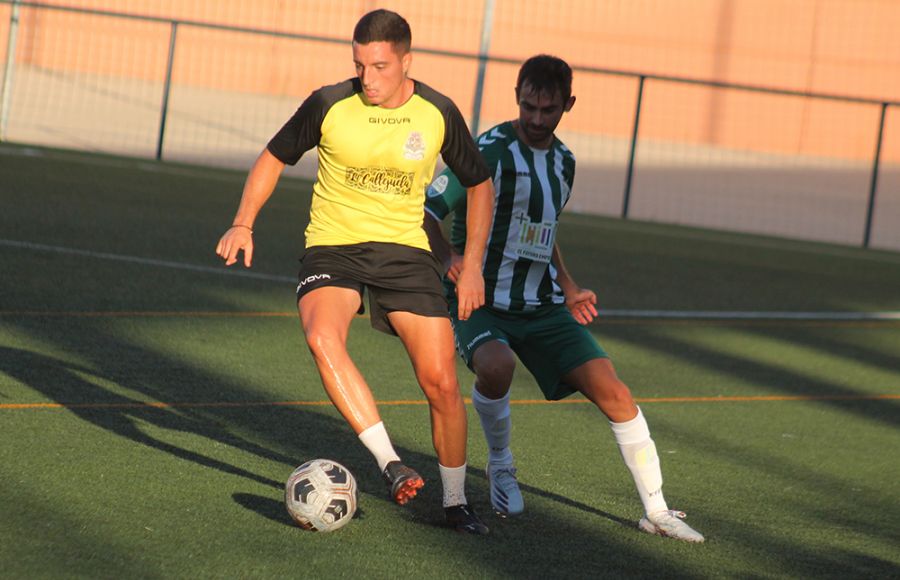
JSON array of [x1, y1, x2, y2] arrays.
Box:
[[1, 144, 899, 578]]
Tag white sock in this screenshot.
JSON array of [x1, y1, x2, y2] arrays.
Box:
[[358, 421, 401, 472], [471, 384, 514, 465], [439, 463, 468, 507], [609, 407, 668, 515]]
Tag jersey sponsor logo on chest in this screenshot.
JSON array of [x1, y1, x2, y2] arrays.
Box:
[[512, 212, 556, 262], [346, 166, 415, 196]]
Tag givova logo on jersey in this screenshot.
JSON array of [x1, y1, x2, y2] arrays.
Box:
[[512, 212, 556, 263]]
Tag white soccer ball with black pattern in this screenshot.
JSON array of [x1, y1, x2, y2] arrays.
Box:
[[285, 459, 358, 532]]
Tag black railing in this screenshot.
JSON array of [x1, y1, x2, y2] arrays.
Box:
[[1, 0, 896, 248]]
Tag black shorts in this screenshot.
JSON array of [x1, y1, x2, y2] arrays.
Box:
[[296, 242, 449, 335]]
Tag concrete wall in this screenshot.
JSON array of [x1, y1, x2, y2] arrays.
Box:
[[8, 0, 900, 161], [2, 0, 898, 249]]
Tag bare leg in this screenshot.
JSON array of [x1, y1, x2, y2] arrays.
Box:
[[470, 340, 516, 399], [297, 286, 381, 433], [563, 358, 638, 422], [388, 311, 467, 468], [565, 358, 668, 516]]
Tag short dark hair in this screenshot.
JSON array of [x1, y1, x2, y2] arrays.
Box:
[[516, 54, 573, 103], [353, 9, 411, 53]]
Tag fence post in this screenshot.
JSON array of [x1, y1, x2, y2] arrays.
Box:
[[156, 20, 178, 161], [621, 75, 645, 219], [863, 102, 888, 248], [0, 0, 22, 142], [470, 0, 495, 137]]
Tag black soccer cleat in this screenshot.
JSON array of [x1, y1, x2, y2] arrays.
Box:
[[382, 461, 424, 505], [444, 504, 489, 535]]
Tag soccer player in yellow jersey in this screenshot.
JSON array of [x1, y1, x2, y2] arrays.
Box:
[[216, 9, 493, 534]]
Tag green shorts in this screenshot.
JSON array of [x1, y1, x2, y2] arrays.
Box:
[[449, 301, 608, 401]]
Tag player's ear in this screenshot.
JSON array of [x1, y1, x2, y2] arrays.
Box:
[[564, 95, 576, 113], [402, 51, 412, 75]]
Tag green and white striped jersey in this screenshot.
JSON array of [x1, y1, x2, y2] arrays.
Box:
[[425, 121, 576, 311]]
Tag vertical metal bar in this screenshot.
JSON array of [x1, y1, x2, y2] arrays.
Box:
[[0, 0, 22, 142], [863, 102, 887, 248], [469, 0, 495, 137], [156, 20, 178, 161], [621, 75, 645, 219]]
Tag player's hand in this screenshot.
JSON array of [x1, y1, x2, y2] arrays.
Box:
[[446, 252, 464, 283], [565, 287, 598, 325], [455, 265, 485, 321], [215, 226, 254, 267]]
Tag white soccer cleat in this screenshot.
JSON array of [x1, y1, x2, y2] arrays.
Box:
[[639, 510, 705, 543], [487, 463, 524, 517]]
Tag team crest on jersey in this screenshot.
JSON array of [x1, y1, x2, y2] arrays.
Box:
[[404, 131, 425, 160]]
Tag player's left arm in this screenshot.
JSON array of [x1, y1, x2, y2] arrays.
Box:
[[552, 242, 598, 325], [433, 94, 494, 321], [455, 177, 494, 320]]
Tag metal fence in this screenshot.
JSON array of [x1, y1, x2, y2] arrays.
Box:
[[2, 0, 898, 251]]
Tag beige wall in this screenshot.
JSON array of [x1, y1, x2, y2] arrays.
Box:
[[5, 0, 900, 161]]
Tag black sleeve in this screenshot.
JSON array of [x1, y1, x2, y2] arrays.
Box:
[[416, 82, 490, 188], [266, 79, 358, 166]]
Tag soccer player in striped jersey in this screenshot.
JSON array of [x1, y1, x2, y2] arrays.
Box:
[[216, 9, 492, 534], [423, 55, 704, 542]]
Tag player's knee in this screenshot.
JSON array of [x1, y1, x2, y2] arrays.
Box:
[[606, 380, 634, 405], [472, 344, 515, 397], [592, 379, 635, 415], [574, 360, 636, 414], [474, 365, 514, 399], [303, 327, 344, 361], [418, 368, 462, 406]]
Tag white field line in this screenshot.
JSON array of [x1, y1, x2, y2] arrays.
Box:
[[3, 238, 900, 321], [0, 239, 295, 283], [601, 309, 900, 320]]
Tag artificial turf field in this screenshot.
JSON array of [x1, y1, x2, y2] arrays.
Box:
[[1, 143, 899, 578]]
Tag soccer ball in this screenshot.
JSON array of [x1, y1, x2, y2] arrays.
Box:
[[285, 459, 358, 532]]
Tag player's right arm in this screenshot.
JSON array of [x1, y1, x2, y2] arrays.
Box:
[[216, 149, 285, 267], [217, 84, 332, 268]]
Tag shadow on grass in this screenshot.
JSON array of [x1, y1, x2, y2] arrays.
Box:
[[744, 324, 900, 387], [0, 345, 290, 489], [232, 492, 368, 529], [599, 323, 900, 429], [5, 320, 896, 576], [514, 479, 634, 528], [6, 310, 896, 577], [635, 400, 900, 577], [232, 493, 293, 528], [2, 317, 685, 577]]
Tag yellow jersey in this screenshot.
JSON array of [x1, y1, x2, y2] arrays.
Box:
[[268, 78, 489, 251]]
